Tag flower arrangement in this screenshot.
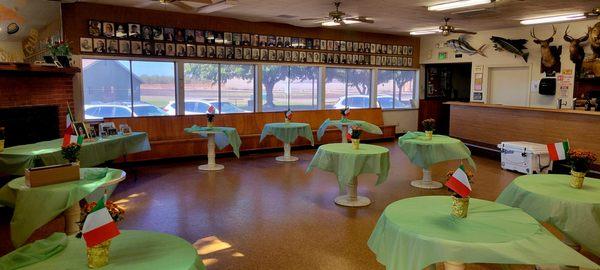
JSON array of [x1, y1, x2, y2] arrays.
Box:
[[340, 107, 350, 120], [568, 149, 597, 173], [284, 109, 293, 123], [349, 126, 363, 139], [206, 105, 216, 127], [422, 118, 436, 131], [77, 200, 124, 268], [61, 143, 82, 163], [47, 40, 71, 57], [77, 200, 125, 239]]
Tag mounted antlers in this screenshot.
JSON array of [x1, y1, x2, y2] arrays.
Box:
[[531, 25, 561, 76], [564, 25, 589, 70], [531, 25, 557, 46]]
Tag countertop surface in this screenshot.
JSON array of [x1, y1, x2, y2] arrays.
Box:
[[445, 102, 600, 116]]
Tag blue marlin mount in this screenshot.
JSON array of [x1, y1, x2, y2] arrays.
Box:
[[490, 36, 529, 62], [445, 36, 487, 57]]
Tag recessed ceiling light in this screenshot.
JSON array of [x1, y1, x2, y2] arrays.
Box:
[[520, 13, 586, 25], [428, 0, 493, 11], [409, 28, 442, 35]]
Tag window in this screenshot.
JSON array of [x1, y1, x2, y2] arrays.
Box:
[[184, 63, 254, 114], [82, 59, 174, 119], [262, 65, 320, 111], [325, 68, 372, 109], [377, 69, 417, 109]]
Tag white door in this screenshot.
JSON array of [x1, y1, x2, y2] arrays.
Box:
[[488, 66, 529, 106]]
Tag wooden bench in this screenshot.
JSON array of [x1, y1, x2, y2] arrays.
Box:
[[106, 108, 395, 161]]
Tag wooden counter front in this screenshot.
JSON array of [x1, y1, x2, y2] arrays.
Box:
[[447, 102, 600, 165]]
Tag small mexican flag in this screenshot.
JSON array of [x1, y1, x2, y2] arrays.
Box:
[[82, 196, 120, 247], [62, 110, 83, 147], [445, 165, 472, 198], [285, 109, 293, 120], [346, 127, 353, 140], [547, 141, 569, 161]]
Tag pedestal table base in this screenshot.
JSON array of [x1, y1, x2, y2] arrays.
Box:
[[334, 178, 371, 207], [410, 168, 443, 189]]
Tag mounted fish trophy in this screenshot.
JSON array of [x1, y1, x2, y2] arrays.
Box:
[[582, 22, 600, 77], [531, 25, 562, 77], [490, 36, 528, 62], [445, 36, 486, 57], [563, 25, 588, 75]]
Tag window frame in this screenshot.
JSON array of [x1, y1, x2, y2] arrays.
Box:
[[261, 64, 321, 112], [376, 68, 419, 111], [325, 67, 373, 109]]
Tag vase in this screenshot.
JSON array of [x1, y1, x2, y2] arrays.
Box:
[[0, 139, 4, 152], [86, 240, 111, 268], [285, 118, 290, 124], [425, 130, 433, 140], [207, 122, 214, 128], [351, 139, 360, 150], [570, 170, 586, 189], [451, 196, 469, 218]]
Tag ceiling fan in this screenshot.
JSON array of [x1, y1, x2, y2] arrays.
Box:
[[300, 1, 374, 26], [439, 17, 477, 36], [135, 0, 214, 11], [585, 7, 600, 18]]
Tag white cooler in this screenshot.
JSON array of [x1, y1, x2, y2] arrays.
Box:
[[497, 141, 552, 174]]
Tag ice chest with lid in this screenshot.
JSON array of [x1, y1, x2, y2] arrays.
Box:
[[497, 141, 552, 174]]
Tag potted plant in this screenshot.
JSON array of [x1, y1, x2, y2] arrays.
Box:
[[348, 126, 363, 150], [422, 118, 435, 140], [61, 143, 82, 164], [340, 107, 350, 122], [284, 109, 293, 124], [445, 166, 473, 218], [206, 105, 216, 128], [568, 149, 597, 189], [47, 40, 72, 67], [77, 200, 124, 268]]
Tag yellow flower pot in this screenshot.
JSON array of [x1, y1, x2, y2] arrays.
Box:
[[425, 130, 433, 140], [351, 139, 360, 150], [570, 170, 586, 189], [207, 122, 214, 128], [0, 139, 4, 152], [285, 118, 290, 124], [451, 196, 469, 218], [87, 240, 111, 268]]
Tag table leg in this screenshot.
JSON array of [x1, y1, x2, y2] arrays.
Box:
[[341, 125, 348, 143], [444, 261, 465, 270], [198, 133, 224, 171], [410, 167, 443, 189], [276, 142, 299, 162], [334, 177, 371, 207], [64, 203, 81, 235]]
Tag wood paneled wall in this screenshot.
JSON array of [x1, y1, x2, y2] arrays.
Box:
[[107, 108, 395, 161], [61, 2, 420, 68], [448, 103, 600, 165]]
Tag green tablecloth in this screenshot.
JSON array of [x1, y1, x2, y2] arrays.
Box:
[[368, 196, 599, 270], [0, 232, 68, 270], [260, 122, 314, 146], [0, 132, 150, 176], [184, 125, 242, 158], [306, 143, 390, 191], [0, 230, 205, 270], [316, 119, 382, 141], [496, 174, 600, 256], [0, 168, 122, 247], [397, 131, 476, 169]]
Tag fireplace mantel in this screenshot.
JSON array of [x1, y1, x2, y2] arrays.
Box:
[[0, 63, 80, 75]]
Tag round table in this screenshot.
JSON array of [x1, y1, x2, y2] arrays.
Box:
[[306, 143, 390, 207], [397, 131, 475, 190], [0, 168, 124, 247], [496, 174, 600, 257], [368, 196, 599, 270], [185, 126, 242, 171], [259, 122, 314, 162], [18, 230, 204, 270], [316, 119, 383, 143], [193, 130, 224, 171]]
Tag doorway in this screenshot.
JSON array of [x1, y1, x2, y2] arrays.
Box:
[[488, 66, 530, 106]]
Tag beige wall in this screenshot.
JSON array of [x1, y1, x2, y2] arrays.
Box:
[[383, 109, 418, 134], [419, 19, 596, 108]]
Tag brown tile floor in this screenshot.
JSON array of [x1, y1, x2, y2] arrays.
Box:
[[110, 141, 597, 270]]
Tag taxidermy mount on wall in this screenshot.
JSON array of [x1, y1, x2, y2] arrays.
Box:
[[445, 36, 487, 57], [563, 25, 588, 73], [490, 36, 528, 62], [582, 22, 600, 77], [531, 25, 562, 77], [590, 22, 600, 59]]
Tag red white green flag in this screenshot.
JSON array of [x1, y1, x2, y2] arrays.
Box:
[[62, 110, 82, 146], [285, 109, 293, 120], [547, 141, 569, 161], [82, 196, 120, 247], [445, 165, 472, 198]]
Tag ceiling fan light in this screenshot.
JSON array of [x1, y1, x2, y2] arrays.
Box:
[[342, 19, 361, 24], [428, 0, 492, 11], [409, 28, 442, 35], [322, 21, 341, 26], [520, 13, 586, 25]]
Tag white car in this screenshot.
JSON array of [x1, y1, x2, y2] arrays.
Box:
[[84, 103, 167, 119], [333, 95, 412, 109], [164, 100, 249, 115]]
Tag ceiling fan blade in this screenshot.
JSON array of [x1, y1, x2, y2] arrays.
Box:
[[184, 0, 215, 4], [172, 1, 195, 10], [300, 17, 329, 21], [352, 17, 375, 23], [452, 29, 477, 35], [134, 1, 157, 8]]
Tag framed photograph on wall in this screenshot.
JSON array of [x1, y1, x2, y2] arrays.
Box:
[[243, 48, 251, 60], [320, 52, 327, 63], [267, 35, 276, 47], [269, 50, 276, 61], [242, 33, 251, 46], [299, 38, 306, 49], [216, 46, 225, 58], [226, 47, 234, 59], [102, 22, 115, 38], [291, 37, 299, 48], [284, 51, 291, 61], [307, 52, 313, 62], [472, 92, 483, 101], [326, 53, 333, 63], [306, 38, 313, 49], [320, 40, 327, 51], [313, 52, 320, 63], [224, 32, 232, 45], [232, 33, 241, 46], [407, 58, 413, 66], [234, 47, 243, 59], [214, 32, 224, 44], [80, 38, 93, 52], [283, 37, 291, 48], [141, 25, 153, 40], [340, 41, 346, 52], [186, 44, 196, 57], [194, 30, 204, 44], [260, 49, 268, 60], [153, 27, 164, 40], [207, 46, 216, 58], [299, 51, 307, 62], [106, 39, 118, 53], [252, 48, 260, 60], [327, 40, 334, 51], [164, 28, 175, 42], [275, 36, 284, 47], [277, 50, 284, 61], [258, 35, 267, 46], [204, 31, 214, 44], [358, 43, 364, 52], [251, 34, 259, 47], [185, 30, 196, 43], [403, 46, 408, 55], [131, 41, 142, 54], [313, 39, 320, 50], [175, 29, 185, 43], [115, 23, 128, 38], [166, 43, 176, 56], [88, 20, 102, 37], [408, 46, 413, 55], [93, 38, 106, 53], [334, 41, 340, 51], [74, 122, 90, 139], [176, 44, 186, 56], [340, 54, 347, 64], [142, 42, 154, 56], [292, 51, 299, 62], [333, 54, 339, 64], [197, 45, 207, 57]]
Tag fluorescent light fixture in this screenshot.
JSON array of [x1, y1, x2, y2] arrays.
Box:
[[342, 19, 361, 24], [322, 21, 341, 26], [197, 0, 238, 14], [520, 13, 586, 25], [428, 0, 492, 11], [410, 28, 442, 35]]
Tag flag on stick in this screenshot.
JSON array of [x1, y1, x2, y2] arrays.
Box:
[[547, 141, 569, 161], [82, 196, 120, 247], [346, 127, 353, 140], [285, 109, 293, 120], [62, 106, 80, 147], [445, 165, 472, 198], [207, 105, 216, 114]]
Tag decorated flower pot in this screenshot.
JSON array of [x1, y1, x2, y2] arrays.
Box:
[[451, 196, 469, 218], [351, 139, 360, 150], [570, 170, 586, 189], [285, 118, 290, 124], [207, 122, 214, 128], [87, 240, 111, 268], [425, 130, 433, 140]]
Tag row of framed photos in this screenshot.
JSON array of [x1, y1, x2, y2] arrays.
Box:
[[88, 20, 414, 56], [80, 37, 414, 67]]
